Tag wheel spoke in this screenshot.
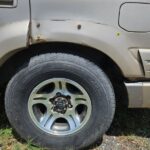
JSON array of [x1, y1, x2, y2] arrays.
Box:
[[73, 94, 87, 100], [54, 81, 60, 90], [60, 80, 67, 91], [72, 94, 88, 106], [70, 114, 81, 127], [31, 99, 49, 106], [54, 80, 67, 92], [75, 99, 88, 106], [40, 112, 52, 127], [66, 116, 76, 130], [45, 115, 57, 130], [30, 93, 51, 108], [31, 93, 50, 100]]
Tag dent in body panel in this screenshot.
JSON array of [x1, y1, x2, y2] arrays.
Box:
[[31, 19, 144, 78], [30, 0, 150, 78]]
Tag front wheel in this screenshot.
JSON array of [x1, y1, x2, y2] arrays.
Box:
[[5, 53, 115, 150]]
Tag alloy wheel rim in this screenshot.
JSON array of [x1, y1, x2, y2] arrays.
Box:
[[28, 78, 92, 136]]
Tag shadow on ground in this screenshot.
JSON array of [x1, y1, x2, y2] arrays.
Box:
[[107, 107, 150, 138]]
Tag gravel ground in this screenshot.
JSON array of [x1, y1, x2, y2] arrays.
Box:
[[89, 108, 150, 150]]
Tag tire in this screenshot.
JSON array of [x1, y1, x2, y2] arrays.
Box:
[[5, 53, 115, 150]]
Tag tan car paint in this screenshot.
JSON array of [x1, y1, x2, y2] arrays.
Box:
[[0, 0, 150, 107]]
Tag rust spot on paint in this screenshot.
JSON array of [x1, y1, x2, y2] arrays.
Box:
[[35, 36, 47, 43]]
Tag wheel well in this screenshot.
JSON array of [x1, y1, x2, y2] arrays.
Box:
[[0, 42, 128, 107]]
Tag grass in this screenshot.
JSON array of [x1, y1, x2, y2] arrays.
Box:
[[0, 98, 150, 150]]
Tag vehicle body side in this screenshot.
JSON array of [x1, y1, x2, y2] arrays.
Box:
[[0, 0, 150, 108]]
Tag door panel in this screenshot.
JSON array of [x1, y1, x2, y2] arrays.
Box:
[[0, 0, 30, 63]]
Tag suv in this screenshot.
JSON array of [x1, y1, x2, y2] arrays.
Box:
[[1, 0, 150, 149]]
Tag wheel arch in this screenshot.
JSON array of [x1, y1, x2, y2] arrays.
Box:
[[0, 42, 128, 107]]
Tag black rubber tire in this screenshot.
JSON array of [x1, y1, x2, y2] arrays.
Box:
[[5, 53, 115, 150]]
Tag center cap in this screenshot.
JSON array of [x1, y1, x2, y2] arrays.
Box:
[[50, 93, 73, 114], [55, 97, 68, 109], [51, 96, 70, 114]]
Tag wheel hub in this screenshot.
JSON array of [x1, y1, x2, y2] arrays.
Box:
[[50, 94, 72, 114]]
